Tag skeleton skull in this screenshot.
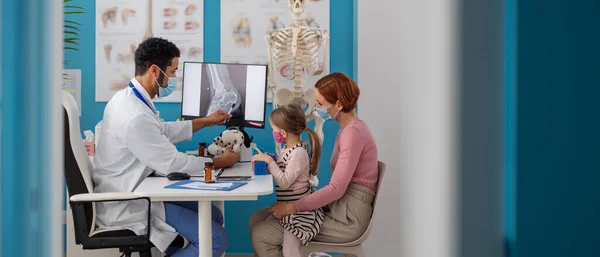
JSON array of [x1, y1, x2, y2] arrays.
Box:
[[288, 0, 305, 21]]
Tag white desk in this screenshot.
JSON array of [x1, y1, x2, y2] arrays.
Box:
[[134, 162, 273, 257]]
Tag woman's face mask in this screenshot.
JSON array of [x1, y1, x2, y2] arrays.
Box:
[[315, 103, 340, 121], [153, 67, 177, 98]]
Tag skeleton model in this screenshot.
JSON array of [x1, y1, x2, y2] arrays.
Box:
[[265, 0, 330, 146], [144, 0, 154, 40]]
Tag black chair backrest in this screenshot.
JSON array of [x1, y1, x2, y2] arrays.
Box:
[[63, 107, 94, 238]]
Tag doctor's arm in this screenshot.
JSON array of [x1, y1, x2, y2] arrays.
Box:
[[163, 110, 232, 144], [125, 114, 212, 176], [213, 150, 239, 169], [191, 110, 232, 132]]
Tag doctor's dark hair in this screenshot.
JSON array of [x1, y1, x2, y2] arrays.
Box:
[[315, 72, 360, 112], [134, 37, 181, 76], [269, 104, 322, 176]]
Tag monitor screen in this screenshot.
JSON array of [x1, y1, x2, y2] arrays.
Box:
[[181, 62, 268, 128]]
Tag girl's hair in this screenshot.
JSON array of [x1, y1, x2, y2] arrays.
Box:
[[270, 104, 322, 176]]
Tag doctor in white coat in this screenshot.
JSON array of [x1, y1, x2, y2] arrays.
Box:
[[93, 37, 239, 257]]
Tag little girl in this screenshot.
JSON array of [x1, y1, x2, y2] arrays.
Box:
[[252, 104, 324, 257]]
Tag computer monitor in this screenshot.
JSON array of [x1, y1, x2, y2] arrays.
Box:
[[180, 61, 268, 128]]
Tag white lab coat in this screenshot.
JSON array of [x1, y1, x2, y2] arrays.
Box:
[[93, 78, 211, 252]]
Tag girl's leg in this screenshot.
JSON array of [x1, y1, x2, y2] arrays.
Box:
[[282, 230, 302, 257]]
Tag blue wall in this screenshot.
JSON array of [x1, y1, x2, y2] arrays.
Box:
[[64, 0, 355, 254], [504, 0, 516, 255], [516, 0, 600, 257]]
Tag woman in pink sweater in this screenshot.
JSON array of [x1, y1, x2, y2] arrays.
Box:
[[250, 72, 379, 257]]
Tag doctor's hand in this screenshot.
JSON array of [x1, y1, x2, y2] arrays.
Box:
[[213, 150, 240, 169], [207, 110, 232, 126], [192, 110, 232, 132]]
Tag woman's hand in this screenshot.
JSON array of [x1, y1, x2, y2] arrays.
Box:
[[251, 147, 274, 164], [269, 202, 296, 219]]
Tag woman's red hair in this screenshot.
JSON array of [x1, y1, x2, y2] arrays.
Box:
[[314, 72, 360, 112]]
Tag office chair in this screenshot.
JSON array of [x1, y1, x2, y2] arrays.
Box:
[[62, 92, 153, 257], [300, 161, 387, 257]]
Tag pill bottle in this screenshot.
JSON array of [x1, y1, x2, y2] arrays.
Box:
[[204, 162, 214, 183], [198, 142, 207, 156]]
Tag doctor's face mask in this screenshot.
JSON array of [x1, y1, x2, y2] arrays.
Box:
[[153, 66, 177, 98]]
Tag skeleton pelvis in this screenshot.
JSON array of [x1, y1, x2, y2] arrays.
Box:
[[273, 88, 317, 118]]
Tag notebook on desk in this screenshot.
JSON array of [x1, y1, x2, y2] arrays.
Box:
[[165, 180, 247, 191], [186, 150, 252, 163]]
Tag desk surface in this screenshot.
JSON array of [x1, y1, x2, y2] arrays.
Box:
[[134, 162, 273, 201]]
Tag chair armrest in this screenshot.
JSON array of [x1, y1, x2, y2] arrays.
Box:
[[68, 192, 152, 246], [70, 192, 144, 202]]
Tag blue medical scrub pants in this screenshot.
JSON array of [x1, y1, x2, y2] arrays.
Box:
[[164, 202, 228, 257]]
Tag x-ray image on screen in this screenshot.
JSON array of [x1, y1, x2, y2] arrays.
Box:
[[181, 62, 268, 128], [199, 64, 247, 117]]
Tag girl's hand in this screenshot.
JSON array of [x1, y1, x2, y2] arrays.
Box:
[[269, 202, 297, 219], [252, 147, 274, 164]]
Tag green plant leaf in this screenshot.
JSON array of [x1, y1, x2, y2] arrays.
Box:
[[64, 40, 80, 46], [64, 20, 82, 26], [63, 0, 83, 67], [64, 6, 85, 10], [64, 31, 80, 37], [64, 25, 81, 32]]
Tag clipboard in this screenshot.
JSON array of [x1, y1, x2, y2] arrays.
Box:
[[165, 180, 247, 191]]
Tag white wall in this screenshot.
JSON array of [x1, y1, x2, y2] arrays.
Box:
[[358, 1, 504, 257]]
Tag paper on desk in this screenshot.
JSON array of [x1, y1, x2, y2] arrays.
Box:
[[181, 182, 233, 190]]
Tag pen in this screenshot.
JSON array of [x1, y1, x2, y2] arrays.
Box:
[[225, 103, 235, 123]]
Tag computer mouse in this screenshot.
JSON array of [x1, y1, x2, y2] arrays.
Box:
[[167, 172, 191, 181]]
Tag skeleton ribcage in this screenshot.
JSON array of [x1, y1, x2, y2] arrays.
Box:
[[269, 28, 323, 78]]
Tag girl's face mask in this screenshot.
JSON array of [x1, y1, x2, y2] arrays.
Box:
[[273, 130, 287, 143]]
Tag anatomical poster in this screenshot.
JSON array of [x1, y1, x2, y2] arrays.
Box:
[[96, 0, 204, 102], [220, 0, 330, 102]]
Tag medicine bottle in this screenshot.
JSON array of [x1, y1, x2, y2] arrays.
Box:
[[198, 142, 207, 156], [204, 162, 214, 183]]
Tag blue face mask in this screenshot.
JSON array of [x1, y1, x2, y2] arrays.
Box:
[[153, 67, 177, 98], [315, 104, 339, 121], [159, 77, 177, 97]]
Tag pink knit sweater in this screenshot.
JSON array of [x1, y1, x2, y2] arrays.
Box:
[[294, 119, 379, 212]]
